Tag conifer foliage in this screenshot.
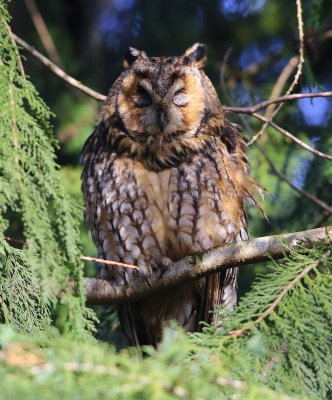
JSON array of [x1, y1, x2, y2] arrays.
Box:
[[194, 239, 332, 399], [0, 0, 94, 337]]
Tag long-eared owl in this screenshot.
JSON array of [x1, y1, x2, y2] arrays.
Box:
[[82, 43, 258, 347]]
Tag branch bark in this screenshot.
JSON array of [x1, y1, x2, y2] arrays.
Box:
[[85, 226, 332, 305]]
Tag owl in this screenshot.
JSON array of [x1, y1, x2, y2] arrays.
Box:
[[82, 43, 258, 347]]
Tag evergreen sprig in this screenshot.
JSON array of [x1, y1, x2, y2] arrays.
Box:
[[194, 239, 332, 400], [0, 0, 95, 337]]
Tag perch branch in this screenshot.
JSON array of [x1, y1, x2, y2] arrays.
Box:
[[84, 226, 332, 305]]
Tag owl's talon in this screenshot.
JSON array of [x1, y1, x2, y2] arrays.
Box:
[[157, 257, 173, 280]]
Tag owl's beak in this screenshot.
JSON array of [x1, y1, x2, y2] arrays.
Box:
[[157, 111, 167, 132]]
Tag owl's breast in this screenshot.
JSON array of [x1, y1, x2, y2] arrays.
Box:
[[84, 149, 248, 282], [134, 152, 248, 260]]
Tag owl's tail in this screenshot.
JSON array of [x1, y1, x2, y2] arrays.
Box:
[[117, 268, 238, 348]]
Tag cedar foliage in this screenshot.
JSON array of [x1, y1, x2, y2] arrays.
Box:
[[0, 1, 332, 399], [0, 0, 95, 337]]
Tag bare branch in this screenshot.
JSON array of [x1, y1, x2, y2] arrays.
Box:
[[251, 113, 332, 161], [24, 0, 62, 66], [4, 236, 25, 246], [247, 0, 305, 145], [81, 256, 138, 270], [12, 33, 107, 102], [3, 237, 138, 270], [258, 145, 332, 214], [247, 56, 299, 145], [224, 91, 332, 115], [264, 56, 299, 120], [84, 226, 332, 305]]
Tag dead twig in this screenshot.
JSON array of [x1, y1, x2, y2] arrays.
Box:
[[224, 91, 332, 114], [81, 255, 138, 270], [259, 145, 332, 214], [12, 33, 106, 102], [247, 0, 305, 145], [251, 113, 332, 161], [24, 0, 62, 66], [3, 237, 138, 270]]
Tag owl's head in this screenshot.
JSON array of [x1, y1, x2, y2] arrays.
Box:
[[104, 43, 221, 147]]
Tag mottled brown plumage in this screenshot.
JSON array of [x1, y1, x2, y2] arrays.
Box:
[[81, 43, 258, 346]]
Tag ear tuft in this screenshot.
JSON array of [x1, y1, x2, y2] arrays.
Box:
[[123, 47, 147, 69], [183, 43, 207, 68]]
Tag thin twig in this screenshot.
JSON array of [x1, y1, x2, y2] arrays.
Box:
[[3, 236, 138, 270], [80, 255, 138, 270], [24, 0, 62, 66], [219, 49, 283, 89], [259, 144, 332, 214], [242, 50, 283, 79], [313, 211, 332, 229], [4, 236, 25, 246], [251, 113, 332, 161], [263, 56, 299, 121], [5, 23, 26, 78], [12, 33, 106, 101], [247, 0, 305, 145], [84, 226, 332, 304], [224, 91, 332, 114]]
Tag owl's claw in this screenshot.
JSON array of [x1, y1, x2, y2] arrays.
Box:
[[157, 257, 173, 280]]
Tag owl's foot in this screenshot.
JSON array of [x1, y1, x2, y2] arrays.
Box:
[[157, 257, 173, 280]]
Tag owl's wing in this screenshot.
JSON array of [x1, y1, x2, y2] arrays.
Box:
[[196, 119, 253, 327], [198, 268, 238, 327]]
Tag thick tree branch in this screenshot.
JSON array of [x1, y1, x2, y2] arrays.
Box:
[[85, 226, 332, 305]]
